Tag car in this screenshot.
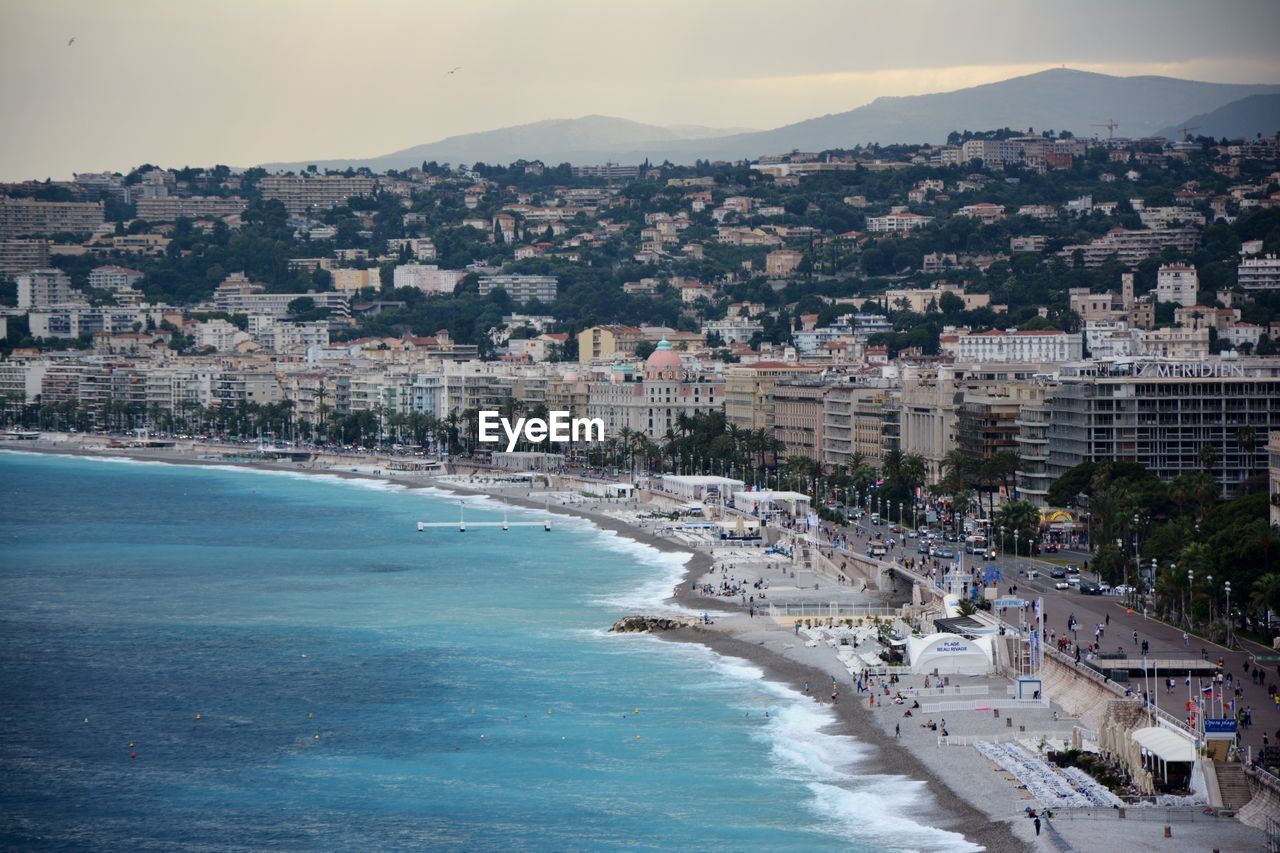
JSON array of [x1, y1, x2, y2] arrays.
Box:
[[944, 532, 959, 542], [906, 530, 917, 539], [1049, 568, 1067, 579], [1044, 543, 1059, 553], [918, 542, 930, 554], [1066, 565, 1081, 575], [1079, 582, 1103, 595], [1112, 584, 1136, 596], [1067, 575, 1081, 587], [1054, 581, 1070, 590], [1025, 570, 1040, 579], [938, 549, 955, 559]]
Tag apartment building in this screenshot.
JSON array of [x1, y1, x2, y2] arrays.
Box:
[[1045, 358, 1280, 498], [866, 212, 934, 233], [821, 382, 894, 470], [577, 325, 645, 365], [0, 198, 104, 238], [477, 274, 558, 303], [135, 196, 248, 221], [89, 265, 144, 292], [0, 239, 50, 277], [772, 379, 826, 461], [330, 268, 383, 292], [17, 269, 78, 309], [948, 328, 1083, 363], [1238, 255, 1280, 291], [1155, 263, 1199, 307], [258, 174, 376, 215], [392, 264, 464, 294], [723, 362, 821, 432], [1059, 227, 1199, 267]]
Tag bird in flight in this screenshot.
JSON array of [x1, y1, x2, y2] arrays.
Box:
[[67, 36, 76, 46], [446, 66, 461, 76]]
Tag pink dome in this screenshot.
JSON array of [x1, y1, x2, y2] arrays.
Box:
[[645, 338, 682, 375]]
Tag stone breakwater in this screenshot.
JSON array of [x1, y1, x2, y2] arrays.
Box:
[[610, 615, 695, 633]]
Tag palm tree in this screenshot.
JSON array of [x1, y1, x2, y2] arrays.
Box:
[[1252, 573, 1280, 630], [313, 384, 330, 443], [1198, 443, 1218, 475], [995, 500, 1041, 552]]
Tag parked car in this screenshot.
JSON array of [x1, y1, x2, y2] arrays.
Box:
[[1050, 568, 1067, 579]]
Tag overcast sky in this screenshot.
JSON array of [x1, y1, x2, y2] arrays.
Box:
[[2, 0, 1278, 180]]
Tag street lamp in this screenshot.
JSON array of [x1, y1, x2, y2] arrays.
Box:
[[1225, 581, 1233, 648], [1186, 568, 1194, 629]]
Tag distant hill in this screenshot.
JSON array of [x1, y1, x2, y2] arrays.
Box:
[[260, 116, 755, 173], [261, 68, 1280, 171], [1157, 94, 1280, 141]]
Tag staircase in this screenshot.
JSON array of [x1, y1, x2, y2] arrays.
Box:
[[1215, 761, 1253, 811]]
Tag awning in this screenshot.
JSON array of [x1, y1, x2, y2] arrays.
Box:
[[1131, 727, 1196, 763]]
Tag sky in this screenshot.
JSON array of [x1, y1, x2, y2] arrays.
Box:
[[1, 0, 1279, 181]]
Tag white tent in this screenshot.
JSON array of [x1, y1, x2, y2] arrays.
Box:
[[732, 490, 812, 517], [1130, 726, 1197, 787], [906, 633, 994, 675]]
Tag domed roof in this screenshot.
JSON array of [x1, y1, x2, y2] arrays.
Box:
[[645, 338, 682, 374]]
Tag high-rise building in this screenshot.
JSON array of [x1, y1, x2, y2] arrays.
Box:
[[1155, 263, 1199, 307], [257, 174, 376, 215], [1045, 359, 1280, 498], [0, 198, 104, 238], [16, 269, 78, 309], [477, 274, 558, 304]]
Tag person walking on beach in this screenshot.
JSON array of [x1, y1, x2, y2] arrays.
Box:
[[895, 723, 900, 739], [1033, 816, 1041, 836]]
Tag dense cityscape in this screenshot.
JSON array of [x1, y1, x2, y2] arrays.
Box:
[[4, 7, 1280, 843]]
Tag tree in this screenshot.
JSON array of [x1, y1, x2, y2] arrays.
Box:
[[634, 341, 656, 360], [995, 500, 1041, 552]]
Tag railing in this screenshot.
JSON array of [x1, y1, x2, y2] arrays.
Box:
[[769, 602, 899, 618], [936, 730, 1075, 748], [1048, 807, 1213, 823], [921, 697, 1047, 712], [901, 684, 990, 697]]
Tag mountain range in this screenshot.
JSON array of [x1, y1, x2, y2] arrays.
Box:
[[261, 68, 1280, 172]]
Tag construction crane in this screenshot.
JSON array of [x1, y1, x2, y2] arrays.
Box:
[[1090, 120, 1119, 140], [1177, 125, 1201, 141]]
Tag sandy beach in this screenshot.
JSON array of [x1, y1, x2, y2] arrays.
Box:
[[7, 436, 1264, 852]]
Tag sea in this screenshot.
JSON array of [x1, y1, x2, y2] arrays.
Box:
[[0, 451, 975, 852]]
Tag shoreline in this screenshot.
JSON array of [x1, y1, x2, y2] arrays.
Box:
[[5, 440, 1024, 851]]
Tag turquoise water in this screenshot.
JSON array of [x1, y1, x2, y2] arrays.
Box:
[[0, 452, 972, 851]]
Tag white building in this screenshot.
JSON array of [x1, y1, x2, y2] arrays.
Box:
[[703, 316, 764, 344], [477, 274, 558, 303], [17, 269, 79, 309], [949, 329, 1082, 363], [1155, 263, 1199, 307], [393, 264, 465, 295], [1239, 255, 1280, 291], [866, 212, 934, 234], [88, 265, 144, 292]]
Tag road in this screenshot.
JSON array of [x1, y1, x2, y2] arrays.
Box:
[[823, 516, 1274, 757]]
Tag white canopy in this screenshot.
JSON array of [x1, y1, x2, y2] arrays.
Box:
[[906, 633, 994, 675], [1131, 727, 1196, 763]]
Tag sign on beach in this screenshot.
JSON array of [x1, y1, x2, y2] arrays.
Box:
[[995, 598, 1028, 608]]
